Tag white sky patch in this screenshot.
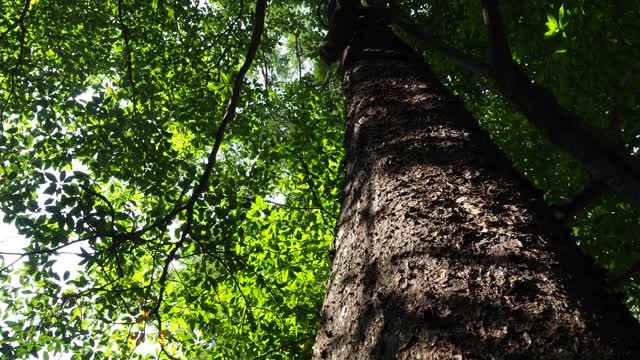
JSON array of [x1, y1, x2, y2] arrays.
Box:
[[75, 86, 97, 105], [1, 210, 161, 358], [266, 193, 285, 205], [0, 210, 83, 284], [0, 218, 26, 266], [0, 214, 78, 359]]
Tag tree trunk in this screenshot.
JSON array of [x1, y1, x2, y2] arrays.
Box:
[[313, 18, 640, 360]]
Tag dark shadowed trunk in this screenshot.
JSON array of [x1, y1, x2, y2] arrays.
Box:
[[313, 17, 640, 360]]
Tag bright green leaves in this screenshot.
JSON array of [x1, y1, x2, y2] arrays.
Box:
[[3, 0, 340, 357], [545, 4, 569, 38], [3, 0, 638, 357]]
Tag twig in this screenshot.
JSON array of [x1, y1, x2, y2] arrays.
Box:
[[219, 257, 256, 325], [295, 148, 330, 225], [264, 198, 328, 212], [0, 236, 96, 273], [147, 213, 191, 319], [267, 112, 337, 222], [155, 310, 179, 359], [81, 185, 117, 232]]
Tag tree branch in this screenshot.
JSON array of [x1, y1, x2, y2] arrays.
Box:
[[146, 0, 267, 320], [480, 0, 640, 208], [188, 0, 266, 209], [391, 14, 490, 76], [387, 2, 640, 208], [116, 0, 137, 97], [0, 0, 30, 127], [0, 0, 31, 43]]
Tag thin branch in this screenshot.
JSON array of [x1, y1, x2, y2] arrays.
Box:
[[0, 236, 96, 273], [261, 64, 270, 92], [115, 0, 137, 97], [264, 198, 327, 212], [219, 257, 256, 325], [188, 0, 266, 209], [295, 148, 331, 224], [390, 2, 640, 208], [0, 0, 30, 127], [233, 256, 284, 312], [267, 112, 337, 222], [147, 0, 267, 320], [147, 215, 191, 319], [155, 308, 179, 359], [0, 0, 31, 43], [97, 260, 134, 314], [81, 185, 117, 231], [63, 283, 150, 300], [159, 340, 179, 360], [295, 33, 303, 78]]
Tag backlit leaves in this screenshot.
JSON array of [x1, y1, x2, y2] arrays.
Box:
[[1, 0, 639, 358]]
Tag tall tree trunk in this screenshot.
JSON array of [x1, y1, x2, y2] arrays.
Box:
[[313, 18, 640, 359]]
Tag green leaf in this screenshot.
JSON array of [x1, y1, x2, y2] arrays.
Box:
[[545, 14, 559, 37]]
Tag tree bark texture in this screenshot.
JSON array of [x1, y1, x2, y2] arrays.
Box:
[[313, 20, 640, 359]]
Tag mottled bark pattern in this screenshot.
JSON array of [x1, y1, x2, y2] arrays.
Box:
[[313, 22, 640, 360]]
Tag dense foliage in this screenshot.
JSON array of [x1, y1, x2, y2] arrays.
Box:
[[0, 0, 638, 358]]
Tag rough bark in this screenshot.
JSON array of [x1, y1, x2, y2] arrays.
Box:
[[313, 19, 640, 360]]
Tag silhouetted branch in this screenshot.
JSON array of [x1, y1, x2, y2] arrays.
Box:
[[188, 0, 266, 209], [116, 0, 137, 97], [295, 33, 303, 78], [295, 148, 334, 224], [147, 0, 267, 320], [387, 2, 640, 207], [0, 0, 30, 43], [480, 0, 640, 207], [392, 14, 490, 76], [0, 0, 30, 126], [0, 236, 96, 273]]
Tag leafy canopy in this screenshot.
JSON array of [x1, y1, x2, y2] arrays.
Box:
[[0, 0, 638, 358]]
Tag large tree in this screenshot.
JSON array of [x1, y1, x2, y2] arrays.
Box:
[[0, 0, 639, 358], [312, 3, 640, 358]]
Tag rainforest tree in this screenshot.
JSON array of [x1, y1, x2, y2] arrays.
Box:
[[312, 2, 639, 358], [0, 0, 639, 359]]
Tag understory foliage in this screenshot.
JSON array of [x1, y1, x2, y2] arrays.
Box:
[[0, 0, 638, 358]]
